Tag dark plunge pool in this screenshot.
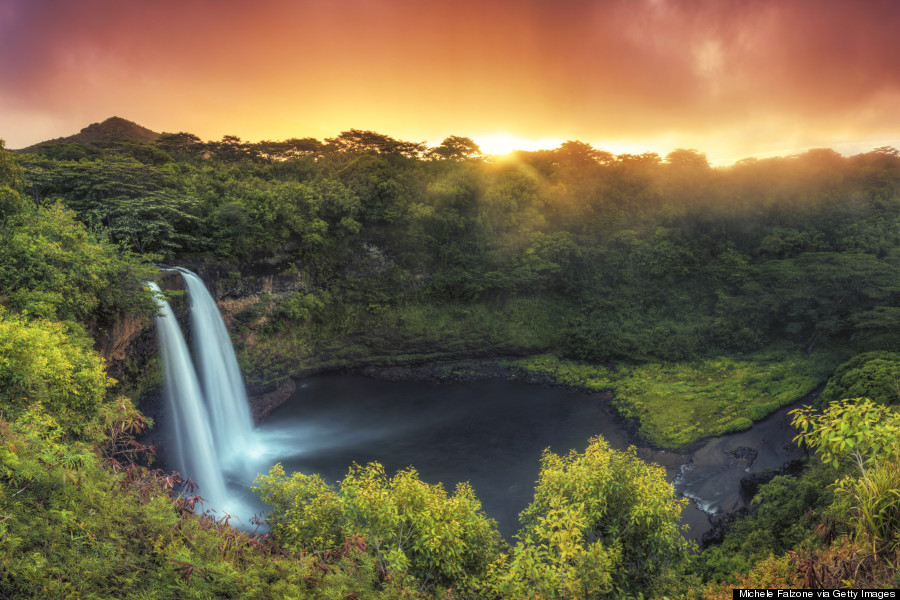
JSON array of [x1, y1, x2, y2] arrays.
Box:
[[262, 376, 632, 538], [184, 375, 804, 541]]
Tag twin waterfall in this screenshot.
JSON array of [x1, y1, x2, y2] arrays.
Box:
[[148, 269, 256, 514]]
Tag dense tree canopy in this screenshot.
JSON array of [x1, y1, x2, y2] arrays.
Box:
[[8, 131, 900, 595]]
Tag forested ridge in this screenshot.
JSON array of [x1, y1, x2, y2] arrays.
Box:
[[3, 122, 900, 596]]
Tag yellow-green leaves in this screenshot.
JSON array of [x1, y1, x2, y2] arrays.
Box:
[[495, 437, 692, 599], [791, 398, 900, 469], [253, 463, 345, 553], [0, 312, 112, 433], [791, 398, 900, 551], [253, 461, 502, 596]]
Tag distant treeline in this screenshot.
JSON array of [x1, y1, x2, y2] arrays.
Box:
[[16, 133, 900, 365]]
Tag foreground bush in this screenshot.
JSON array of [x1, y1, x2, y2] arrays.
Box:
[[254, 462, 502, 597], [491, 437, 693, 599]]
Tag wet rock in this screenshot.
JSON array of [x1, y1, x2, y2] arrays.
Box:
[[725, 446, 758, 468], [97, 313, 153, 381], [249, 378, 298, 423]]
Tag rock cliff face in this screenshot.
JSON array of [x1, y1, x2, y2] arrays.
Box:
[[101, 258, 307, 419], [168, 256, 307, 327], [97, 313, 151, 381]]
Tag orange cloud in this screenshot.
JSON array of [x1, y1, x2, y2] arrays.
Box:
[[2, 0, 899, 161]]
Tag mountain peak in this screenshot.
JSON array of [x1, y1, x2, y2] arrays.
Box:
[[19, 117, 161, 151], [77, 116, 160, 143]]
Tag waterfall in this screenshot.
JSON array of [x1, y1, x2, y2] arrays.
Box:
[[175, 268, 256, 465], [147, 282, 227, 509]]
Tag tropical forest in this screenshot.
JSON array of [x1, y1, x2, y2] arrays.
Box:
[[3, 115, 900, 598]]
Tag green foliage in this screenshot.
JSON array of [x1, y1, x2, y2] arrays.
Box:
[[0, 202, 156, 326], [792, 398, 900, 469], [493, 437, 692, 598], [721, 417, 753, 434], [20, 154, 203, 257], [612, 347, 841, 447], [818, 351, 900, 408], [278, 291, 330, 324], [254, 461, 502, 596], [692, 462, 837, 583], [490, 497, 619, 599], [0, 312, 112, 433], [17, 130, 900, 379], [12, 132, 900, 594], [427, 136, 482, 161], [845, 459, 900, 552], [0, 408, 428, 600], [0, 140, 24, 188], [851, 307, 900, 352], [253, 464, 345, 553], [792, 399, 900, 550], [508, 353, 617, 391]]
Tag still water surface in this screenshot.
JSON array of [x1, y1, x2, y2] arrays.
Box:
[[206, 375, 804, 541]]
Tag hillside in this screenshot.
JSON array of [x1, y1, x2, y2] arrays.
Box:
[[17, 116, 160, 151]]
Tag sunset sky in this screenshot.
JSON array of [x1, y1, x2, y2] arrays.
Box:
[[2, 0, 900, 164]]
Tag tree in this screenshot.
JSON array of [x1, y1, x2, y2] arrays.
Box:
[[0, 311, 112, 433], [817, 352, 900, 408], [754, 253, 900, 351], [153, 131, 205, 159], [492, 437, 692, 598], [100, 192, 202, 255], [0, 201, 156, 326], [850, 308, 900, 352], [665, 148, 710, 170], [554, 140, 613, 167], [254, 461, 502, 596], [255, 137, 324, 161], [208, 134, 256, 162], [326, 130, 426, 158], [19, 155, 203, 256], [793, 399, 900, 470], [427, 136, 483, 161], [0, 140, 27, 228], [0, 139, 23, 189], [615, 151, 661, 167]]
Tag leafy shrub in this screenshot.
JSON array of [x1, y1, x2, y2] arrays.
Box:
[[817, 351, 900, 408], [0, 311, 112, 434], [254, 461, 502, 596], [692, 463, 836, 584], [792, 399, 900, 550], [253, 465, 345, 553], [492, 437, 693, 598], [277, 290, 330, 323]]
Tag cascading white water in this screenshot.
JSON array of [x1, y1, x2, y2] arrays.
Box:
[[147, 282, 227, 509], [175, 268, 257, 466]]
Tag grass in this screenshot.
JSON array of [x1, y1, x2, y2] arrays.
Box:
[[510, 344, 850, 449]]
